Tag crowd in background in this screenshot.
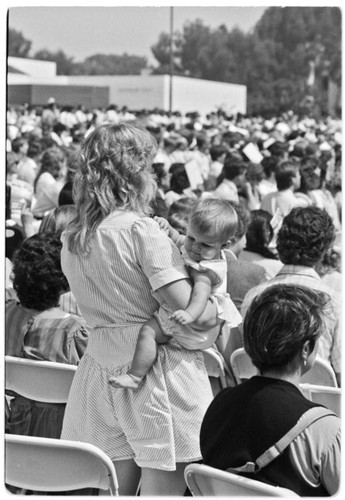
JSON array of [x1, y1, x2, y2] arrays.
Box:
[[5, 99, 342, 496]]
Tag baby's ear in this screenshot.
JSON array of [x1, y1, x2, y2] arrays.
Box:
[[221, 240, 231, 249]]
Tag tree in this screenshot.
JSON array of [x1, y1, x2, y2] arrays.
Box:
[[34, 49, 76, 75], [75, 53, 148, 75], [8, 28, 32, 57]]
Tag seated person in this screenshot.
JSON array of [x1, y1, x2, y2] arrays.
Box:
[[200, 284, 340, 496], [5, 233, 88, 438]]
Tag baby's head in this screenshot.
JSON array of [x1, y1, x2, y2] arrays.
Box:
[[185, 198, 238, 262]]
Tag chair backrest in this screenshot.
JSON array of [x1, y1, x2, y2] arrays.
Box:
[[230, 350, 338, 388], [5, 355, 77, 403], [203, 348, 228, 388], [300, 357, 338, 387], [5, 434, 119, 495], [229, 348, 258, 384], [299, 384, 341, 416], [184, 463, 299, 497]]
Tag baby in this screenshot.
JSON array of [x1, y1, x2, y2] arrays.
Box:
[[109, 198, 243, 390]]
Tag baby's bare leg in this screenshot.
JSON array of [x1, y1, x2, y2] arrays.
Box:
[[109, 317, 169, 390]]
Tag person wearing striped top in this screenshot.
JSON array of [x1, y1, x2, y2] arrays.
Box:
[[60, 123, 221, 496]]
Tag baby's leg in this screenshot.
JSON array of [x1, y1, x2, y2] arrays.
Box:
[[109, 317, 169, 390]]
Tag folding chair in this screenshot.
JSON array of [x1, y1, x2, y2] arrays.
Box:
[[229, 348, 258, 385], [203, 347, 228, 390], [5, 355, 77, 403], [299, 384, 341, 416], [184, 463, 299, 497], [300, 357, 338, 387], [5, 434, 119, 495]]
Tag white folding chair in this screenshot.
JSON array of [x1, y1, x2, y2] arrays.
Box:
[[184, 463, 299, 497], [229, 348, 258, 385], [230, 350, 338, 388], [5, 355, 77, 403], [300, 356, 338, 387], [5, 434, 119, 495], [203, 347, 228, 390], [299, 384, 341, 416]]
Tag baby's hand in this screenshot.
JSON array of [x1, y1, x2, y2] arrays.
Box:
[[154, 216, 171, 235], [169, 309, 194, 325]]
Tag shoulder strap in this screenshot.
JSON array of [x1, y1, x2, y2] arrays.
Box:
[[227, 406, 336, 475]]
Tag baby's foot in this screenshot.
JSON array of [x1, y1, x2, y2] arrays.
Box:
[[109, 373, 142, 390]]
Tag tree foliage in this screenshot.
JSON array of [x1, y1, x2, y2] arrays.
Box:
[[8, 28, 31, 58]]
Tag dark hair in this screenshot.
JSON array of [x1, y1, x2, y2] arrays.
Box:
[[246, 163, 265, 184], [245, 209, 277, 259], [11, 233, 69, 311], [261, 156, 279, 178], [216, 156, 246, 187], [244, 284, 330, 373], [152, 162, 168, 189], [299, 156, 321, 192], [209, 144, 228, 162], [275, 160, 299, 191], [277, 206, 335, 266], [169, 163, 190, 194], [39, 205, 77, 235]]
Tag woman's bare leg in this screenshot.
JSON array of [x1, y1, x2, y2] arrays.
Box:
[[140, 462, 187, 496], [111, 458, 141, 496]]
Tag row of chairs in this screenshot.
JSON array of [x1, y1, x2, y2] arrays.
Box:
[[4, 353, 340, 496]]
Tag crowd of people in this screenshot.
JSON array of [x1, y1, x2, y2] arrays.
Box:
[[5, 99, 342, 496]]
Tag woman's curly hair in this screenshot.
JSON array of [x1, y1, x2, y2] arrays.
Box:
[[64, 122, 158, 254], [277, 206, 335, 266], [11, 233, 70, 311]]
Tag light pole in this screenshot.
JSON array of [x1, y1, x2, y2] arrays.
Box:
[[169, 6, 174, 115]]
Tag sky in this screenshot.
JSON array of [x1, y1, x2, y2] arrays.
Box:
[[6, 3, 269, 66]]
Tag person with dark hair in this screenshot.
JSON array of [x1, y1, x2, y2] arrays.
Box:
[[165, 162, 197, 207], [257, 156, 278, 199], [32, 146, 67, 219], [223, 203, 267, 311], [200, 284, 340, 496], [297, 156, 341, 231], [206, 144, 228, 190], [151, 162, 170, 218], [213, 156, 247, 203], [5, 233, 88, 438], [260, 160, 310, 217], [241, 206, 340, 385], [239, 209, 283, 279], [167, 197, 197, 235]]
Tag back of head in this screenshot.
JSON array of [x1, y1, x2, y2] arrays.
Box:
[[244, 284, 330, 374], [222, 156, 247, 181], [168, 197, 197, 235], [277, 206, 335, 266], [261, 156, 279, 179], [11, 233, 69, 311], [39, 205, 77, 236], [189, 198, 238, 244], [169, 163, 190, 194], [64, 122, 158, 254], [209, 144, 228, 162], [245, 209, 275, 258], [275, 160, 299, 191]]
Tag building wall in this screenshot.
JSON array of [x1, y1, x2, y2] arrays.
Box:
[[8, 56, 57, 78]]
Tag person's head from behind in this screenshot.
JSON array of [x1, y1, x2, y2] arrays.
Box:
[[244, 284, 330, 376], [227, 201, 251, 256], [168, 197, 197, 235], [277, 206, 335, 267], [185, 198, 238, 261], [274, 160, 301, 191], [246, 163, 265, 187], [152, 162, 170, 192], [209, 144, 228, 163], [220, 156, 247, 188], [169, 163, 190, 194], [299, 155, 322, 193], [245, 209, 275, 257], [11, 233, 69, 311], [261, 156, 279, 180], [35, 146, 66, 187], [39, 205, 77, 236], [65, 122, 158, 254]]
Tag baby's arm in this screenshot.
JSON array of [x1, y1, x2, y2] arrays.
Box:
[[170, 269, 212, 325]]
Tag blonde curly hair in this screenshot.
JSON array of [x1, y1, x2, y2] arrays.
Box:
[[64, 122, 158, 254]]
